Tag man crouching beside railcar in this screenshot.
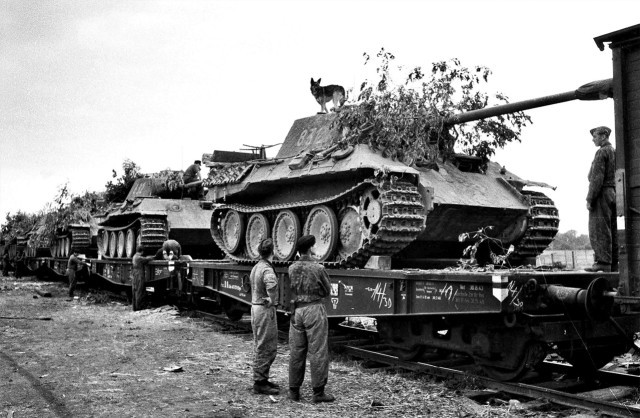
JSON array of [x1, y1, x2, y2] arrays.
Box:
[[287, 235, 335, 403]]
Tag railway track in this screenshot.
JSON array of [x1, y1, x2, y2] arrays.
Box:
[[339, 343, 640, 417], [191, 309, 640, 417]]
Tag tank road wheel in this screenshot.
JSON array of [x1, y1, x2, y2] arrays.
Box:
[[63, 237, 70, 258], [304, 205, 339, 262], [272, 210, 301, 261], [97, 230, 108, 256], [245, 214, 270, 260], [221, 210, 245, 254], [360, 187, 383, 237], [109, 232, 118, 258], [50, 242, 57, 258], [338, 206, 365, 261], [125, 229, 137, 258], [116, 231, 126, 258]]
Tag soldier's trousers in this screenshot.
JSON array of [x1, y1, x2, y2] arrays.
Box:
[[589, 187, 618, 266], [132, 272, 145, 311], [67, 269, 76, 297], [251, 305, 278, 382], [288, 303, 329, 389]]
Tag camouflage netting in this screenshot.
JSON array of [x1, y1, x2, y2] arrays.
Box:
[[151, 169, 185, 192], [203, 163, 253, 187]]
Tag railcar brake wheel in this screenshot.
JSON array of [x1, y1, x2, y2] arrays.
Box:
[[245, 213, 270, 260], [360, 187, 382, 235], [221, 210, 245, 254], [272, 210, 301, 261], [109, 232, 118, 258], [338, 206, 365, 260], [303, 205, 339, 262], [125, 229, 137, 258]]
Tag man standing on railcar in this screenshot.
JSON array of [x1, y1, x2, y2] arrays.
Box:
[[66, 249, 81, 301], [287, 235, 335, 403], [131, 245, 155, 311], [586, 126, 618, 272], [250, 238, 280, 395]]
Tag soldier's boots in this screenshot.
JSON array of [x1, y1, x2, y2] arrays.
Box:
[[585, 263, 611, 273], [312, 386, 335, 403], [288, 387, 301, 402], [253, 380, 279, 395]]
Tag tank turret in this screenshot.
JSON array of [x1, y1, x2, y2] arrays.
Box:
[[206, 79, 613, 267]]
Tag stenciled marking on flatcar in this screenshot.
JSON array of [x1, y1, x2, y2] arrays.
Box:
[[415, 281, 485, 305], [507, 281, 524, 311], [221, 280, 241, 292], [365, 282, 392, 309], [331, 298, 339, 309], [330, 283, 339, 296], [338, 280, 353, 296]]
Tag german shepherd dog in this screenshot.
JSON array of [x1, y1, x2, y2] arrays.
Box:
[[310, 78, 346, 113]]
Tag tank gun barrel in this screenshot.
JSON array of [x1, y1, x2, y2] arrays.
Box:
[[183, 180, 203, 189], [445, 78, 612, 125]]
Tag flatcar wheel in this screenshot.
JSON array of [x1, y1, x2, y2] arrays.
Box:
[[221, 210, 245, 254], [272, 210, 301, 261], [303, 205, 339, 262], [338, 206, 365, 260], [109, 232, 118, 258], [117, 231, 126, 258], [395, 345, 426, 361], [480, 342, 546, 381], [245, 213, 270, 259], [125, 229, 137, 258], [359, 187, 382, 236]]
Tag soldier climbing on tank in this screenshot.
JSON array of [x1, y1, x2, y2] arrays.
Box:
[[586, 126, 618, 272], [131, 245, 155, 311], [182, 160, 204, 199], [287, 235, 335, 403], [250, 238, 280, 395]]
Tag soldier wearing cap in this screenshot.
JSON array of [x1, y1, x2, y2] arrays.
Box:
[[250, 238, 280, 395], [131, 245, 155, 311], [287, 234, 335, 403], [183, 160, 203, 199], [586, 126, 618, 272], [66, 249, 82, 301]]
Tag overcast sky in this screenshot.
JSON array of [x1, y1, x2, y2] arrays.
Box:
[[1, 0, 638, 235]]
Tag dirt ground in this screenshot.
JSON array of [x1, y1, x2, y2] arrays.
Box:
[[0, 273, 595, 418]]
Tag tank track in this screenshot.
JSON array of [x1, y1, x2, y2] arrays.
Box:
[[211, 179, 426, 267], [100, 216, 168, 258], [512, 191, 560, 259]]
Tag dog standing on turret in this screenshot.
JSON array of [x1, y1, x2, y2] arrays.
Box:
[[310, 78, 346, 114]]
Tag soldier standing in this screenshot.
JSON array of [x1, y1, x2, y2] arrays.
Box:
[[131, 245, 154, 311], [586, 126, 618, 272], [66, 250, 81, 300], [287, 235, 335, 403], [250, 238, 280, 395]]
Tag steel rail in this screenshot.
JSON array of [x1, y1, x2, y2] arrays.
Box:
[[342, 346, 640, 418]]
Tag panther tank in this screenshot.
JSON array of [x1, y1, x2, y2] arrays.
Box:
[[98, 156, 257, 260], [207, 79, 613, 267]]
